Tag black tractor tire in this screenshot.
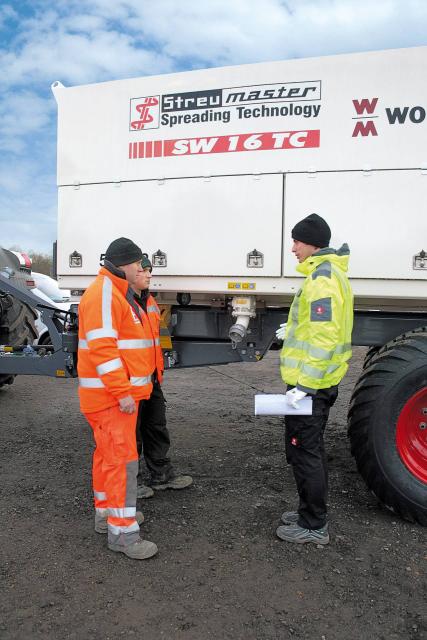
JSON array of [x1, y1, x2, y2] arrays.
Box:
[[362, 345, 380, 369], [348, 329, 427, 525], [0, 293, 38, 387]]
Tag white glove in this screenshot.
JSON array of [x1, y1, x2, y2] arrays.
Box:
[[285, 388, 307, 409], [275, 322, 287, 340]]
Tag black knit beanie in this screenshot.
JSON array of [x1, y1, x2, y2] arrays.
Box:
[[104, 237, 143, 266], [291, 214, 331, 248], [141, 255, 152, 271]]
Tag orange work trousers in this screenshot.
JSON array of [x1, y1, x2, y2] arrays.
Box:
[[85, 403, 140, 547]]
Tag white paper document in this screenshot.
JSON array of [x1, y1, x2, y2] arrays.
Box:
[[254, 394, 313, 416]]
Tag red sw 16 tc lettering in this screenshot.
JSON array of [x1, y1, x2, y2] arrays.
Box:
[[129, 129, 320, 159]]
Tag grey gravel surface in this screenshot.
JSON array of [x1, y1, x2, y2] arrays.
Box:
[[0, 347, 425, 639]]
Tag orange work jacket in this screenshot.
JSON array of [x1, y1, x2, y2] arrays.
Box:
[[135, 293, 164, 384], [77, 266, 154, 414]]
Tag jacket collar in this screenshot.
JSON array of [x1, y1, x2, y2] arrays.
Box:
[[297, 243, 350, 276], [99, 265, 145, 322], [99, 264, 129, 296]]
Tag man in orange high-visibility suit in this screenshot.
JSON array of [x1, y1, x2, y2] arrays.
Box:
[[78, 237, 158, 560]]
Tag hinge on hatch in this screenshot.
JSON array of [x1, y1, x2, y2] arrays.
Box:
[[413, 250, 427, 270]]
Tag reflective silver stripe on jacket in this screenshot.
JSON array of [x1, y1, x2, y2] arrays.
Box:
[[94, 490, 107, 501], [154, 337, 160, 346], [78, 339, 88, 349], [285, 337, 351, 360], [102, 275, 113, 329], [96, 357, 123, 376], [117, 339, 154, 349], [334, 343, 351, 354], [85, 276, 118, 342], [147, 305, 158, 313], [281, 358, 342, 379], [301, 363, 339, 379], [285, 337, 331, 360], [79, 377, 105, 388], [287, 290, 301, 340], [86, 327, 118, 341], [108, 507, 136, 518], [130, 376, 152, 386], [108, 521, 140, 534], [280, 356, 300, 369]]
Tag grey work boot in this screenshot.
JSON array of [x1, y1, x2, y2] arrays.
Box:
[[276, 523, 329, 545], [137, 484, 155, 499], [281, 511, 298, 525], [108, 537, 158, 560], [95, 511, 144, 534], [151, 474, 193, 491]]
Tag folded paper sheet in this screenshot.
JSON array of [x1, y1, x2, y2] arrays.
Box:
[[254, 394, 313, 416]]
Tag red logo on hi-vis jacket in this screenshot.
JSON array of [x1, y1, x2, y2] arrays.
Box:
[[316, 305, 325, 315], [130, 308, 140, 323]]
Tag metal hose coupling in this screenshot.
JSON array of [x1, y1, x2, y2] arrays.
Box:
[[229, 296, 256, 344]]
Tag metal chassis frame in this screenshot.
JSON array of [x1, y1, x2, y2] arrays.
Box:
[[0, 273, 77, 378], [1, 270, 426, 374]]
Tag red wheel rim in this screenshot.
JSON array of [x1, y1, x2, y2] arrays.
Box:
[[396, 387, 427, 484]]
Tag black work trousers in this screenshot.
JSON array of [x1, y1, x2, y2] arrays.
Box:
[[136, 380, 174, 482], [284, 385, 338, 530]]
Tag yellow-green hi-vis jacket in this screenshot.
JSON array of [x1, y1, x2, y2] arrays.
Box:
[[280, 244, 354, 394]]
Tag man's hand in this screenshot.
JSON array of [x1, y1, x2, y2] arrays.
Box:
[[119, 395, 136, 414], [275, 322, 287, 340], [285, 388, 307, 409]]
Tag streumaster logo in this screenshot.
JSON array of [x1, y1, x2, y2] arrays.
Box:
[[130, 96, 160, 130], [129, 80, 321, 131]]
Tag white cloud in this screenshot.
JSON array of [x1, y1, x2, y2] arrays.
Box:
[[0, 91, 52, 153], [2, 1, 427, 91], [0, 160, 57, 253], [0, 28, 173, 89]]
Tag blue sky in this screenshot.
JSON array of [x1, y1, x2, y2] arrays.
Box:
[[1, 0, 427, 254]]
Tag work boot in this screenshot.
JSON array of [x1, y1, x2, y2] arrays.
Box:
[[137, 484, 155, 499], [108, 537, 158, 560], [95, 511, 144, 534], [276, 523, 329, 545], [150, 474, 193, 491], [281, 511, 298, 525]]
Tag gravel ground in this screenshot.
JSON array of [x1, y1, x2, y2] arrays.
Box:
[[0, 347, 425, 639]]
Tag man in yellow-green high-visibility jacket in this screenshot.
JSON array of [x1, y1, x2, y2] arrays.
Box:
[[276, 214, 353, 546]]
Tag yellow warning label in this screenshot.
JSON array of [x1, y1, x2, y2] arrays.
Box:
[[158, 304, 173, 350], [227, 282, 256, 290], [56, 369, 66, 377]]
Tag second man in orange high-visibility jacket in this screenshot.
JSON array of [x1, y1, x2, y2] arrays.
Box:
[[77, 237, 159, 560], [132, 256, 193, 497]]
